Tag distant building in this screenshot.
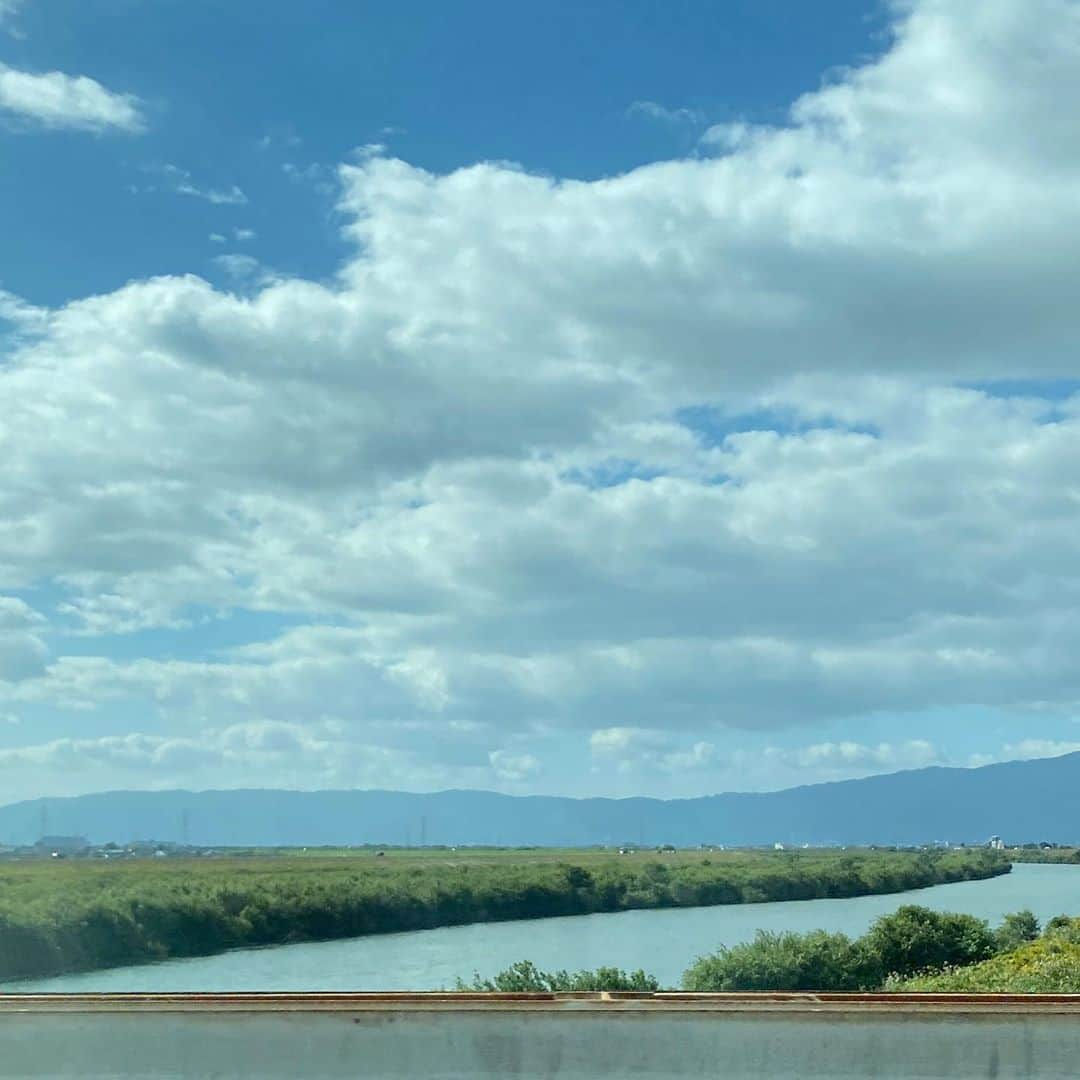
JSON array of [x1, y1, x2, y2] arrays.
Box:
[[988, 835, 1005, 850], [34, 835, 89, 856], [774, 842, 786, 851]]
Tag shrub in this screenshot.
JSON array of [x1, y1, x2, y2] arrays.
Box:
[[683, 930, 883, 992], [864, 905, 996, 979], [457, 960, 660, 992], [1042, 915, 1080, 943], [894, 938, 1080, 993], [994, 910, 1040, 953]]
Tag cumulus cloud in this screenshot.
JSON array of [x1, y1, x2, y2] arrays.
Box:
[[0, 597, 47, 682], [489, 749, 541, 782], [212, 253, 263, 282], [2, 0, 1080, 797], [0, 722, 330, 775], [0, 63, 144, 132], [590, 727, 716, 775], [765, 740, 943, 774], [969, 740, 1080, 768]]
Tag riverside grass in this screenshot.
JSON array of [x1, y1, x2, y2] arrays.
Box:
[[0, 847, 1007, 981]]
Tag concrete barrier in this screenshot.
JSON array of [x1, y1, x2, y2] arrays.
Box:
[[2, 992, 1080, 1078]]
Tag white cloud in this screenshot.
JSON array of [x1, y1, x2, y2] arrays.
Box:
[[139, 164, 247, 205], [0, 597, 47, 682], [234, 228, 257, 242], [0, 63, 144, 133], [488, 749, 541, 782], [212, 253, 263, 281], [177, 182, 247, 206], [2, 0, 1080, 796], [590, 727, 716, 774], [765, 740, 943, 774], [969, 740, 1080, 768], [627, 100, 706, 127]]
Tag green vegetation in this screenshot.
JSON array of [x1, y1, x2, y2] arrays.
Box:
[[892, 914, 1080, 992], [0, 847, 1006, 981], [474, 906, 1065, 994], [864, 905, 997, 977], [683, 930, 883, 992], [456, 959, 659, 992], [684, 903, 1022, 991], [1004, 847, 1080, 864], [993, 909, 1041, 952]]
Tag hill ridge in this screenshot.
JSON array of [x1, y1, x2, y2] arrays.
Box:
[[3, 752, 1077, 848]]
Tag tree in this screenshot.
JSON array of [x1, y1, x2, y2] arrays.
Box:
[[865, 905, 996, 978], [994, 910, 1039, 952]]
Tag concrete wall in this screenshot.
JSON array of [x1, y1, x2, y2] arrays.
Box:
[[2, 993, 1079, 1078]]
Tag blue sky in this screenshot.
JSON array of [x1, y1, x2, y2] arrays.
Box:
[[4, 0, 885, 306], [2, 0, 1080, 805]]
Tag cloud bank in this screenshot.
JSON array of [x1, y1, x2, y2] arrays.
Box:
[[2, 0, 1080, 799]]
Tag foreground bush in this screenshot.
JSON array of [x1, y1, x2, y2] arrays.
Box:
[[1041, 914, 1080, 943], [865, 905, 998, 979], [894, 938, 1080, 992], [683, 930, 882, 992], [684, 905, 1031, 991], [457, 960, 660, 992], [994, 910, 1040, 952]]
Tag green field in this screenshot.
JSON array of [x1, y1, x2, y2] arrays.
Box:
[[1003, 847, 1080, 864], [0, 847, 1008, 982]]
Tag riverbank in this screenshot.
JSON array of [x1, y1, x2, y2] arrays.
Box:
[[0, 848, 1008, 981]]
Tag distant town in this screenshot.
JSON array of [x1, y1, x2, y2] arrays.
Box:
[[0, 833, 1067, 861]]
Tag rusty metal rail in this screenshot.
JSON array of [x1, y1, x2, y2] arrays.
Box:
[[4, 989, 1080, 1010], [2, 993, 1079, 1077]]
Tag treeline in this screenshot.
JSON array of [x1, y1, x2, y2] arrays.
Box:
[[1005, 847, 1080, 864], [0, 848, 1006, 981]]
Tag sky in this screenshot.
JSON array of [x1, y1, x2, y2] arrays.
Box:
[[1, 0, 1080, 805]]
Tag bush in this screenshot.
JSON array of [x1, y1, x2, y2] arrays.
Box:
[[994, 910, 1040, 952], [457, 960, 660, 992], [894, 938, 1080, 993], [864, 905, 996, 979], [1042, 915, 1080, 943], [683, 930, 883, 992]]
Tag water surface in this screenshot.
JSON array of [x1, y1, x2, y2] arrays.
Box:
[[6, 863, 1078, 992]]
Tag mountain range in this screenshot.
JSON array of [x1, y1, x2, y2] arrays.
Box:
[[2, 752, 1076, 849]]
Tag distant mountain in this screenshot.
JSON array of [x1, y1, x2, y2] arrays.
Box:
[[2, 752, 1078, 849]]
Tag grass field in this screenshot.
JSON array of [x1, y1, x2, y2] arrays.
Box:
[[0, 847, 1008, 981]]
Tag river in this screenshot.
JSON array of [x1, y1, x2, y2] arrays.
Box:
[[5, 864, 1079, 993]]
